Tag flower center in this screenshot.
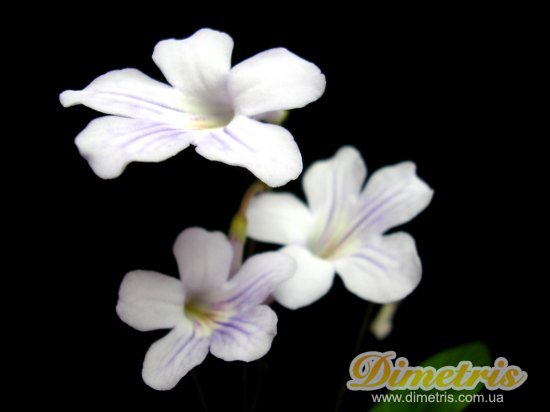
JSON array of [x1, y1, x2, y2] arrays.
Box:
[[184, 299, 232, 335], [185, 112, 234, 130], [308, 215, 361, 260], [181, 97, 235, 130]]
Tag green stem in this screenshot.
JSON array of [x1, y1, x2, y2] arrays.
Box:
[[334, 302, 375, 411], [352, 302, 375, 358], [243, 363, 248, 412], [192, 370, 209, 412], [238, 181, 268, 217], [250, 361, 266, 412], [229, 181, 268, 274]]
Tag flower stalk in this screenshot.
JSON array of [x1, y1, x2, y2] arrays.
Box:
[[229, 181, 269, 274]]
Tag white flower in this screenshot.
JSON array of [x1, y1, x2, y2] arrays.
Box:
[[116, 227, 295, 390], [60, 28, 326, 187], [246, 146, 434, 309]]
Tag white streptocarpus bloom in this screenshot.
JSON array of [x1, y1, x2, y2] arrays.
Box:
[[246, 146, 433, 309], [60, 28, 325, 187], [116, 227, 295, 390]]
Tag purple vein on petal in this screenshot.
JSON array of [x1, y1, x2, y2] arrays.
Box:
[[351, 251, 387, 272], [349, 190, 403, 232], [216, 271, 271, 308], [316, 170, 339, 246], [213, 328, 233, 341], [214, 320, 250, 336], [120, 126, 180, 148], [367, 200, 408, 230], [135, 130, 189, 153], [97, 90, 186, 114], [356, 178, 416, 227], [223, 127, 255, 152], [362, 242, 390, 255], [163, 331, 196, 369], [207, 132, 231, 151], [228, 315, 261, 327], [332, 182, 410, 249]]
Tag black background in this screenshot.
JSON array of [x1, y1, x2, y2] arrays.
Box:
[[35, 4, 538, 411]]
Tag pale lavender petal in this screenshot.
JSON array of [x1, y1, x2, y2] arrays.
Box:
[[214, 252, 295, 311], [60, 68, 194, 126], [173, 227, 233, 295], [273, 245, 335, 310], [194, 115, 302, 187], [229, 48, 326, 117], [116, 270, 185, 332], [351, 162, 434, 236], [210, 305, 277, 362], [142, 321, 210, 390], [152, 29, 233, 110], [74, 116, 193, 179], [246, 192, 313, 245], [335, 232, 422, 303], [303, 146, 366, 215], [302, 146, 367, 254]]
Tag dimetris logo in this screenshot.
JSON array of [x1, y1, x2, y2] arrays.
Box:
[[347, 351, 527, 391]]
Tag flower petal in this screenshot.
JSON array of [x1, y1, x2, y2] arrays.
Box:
[[246, 193, 313, 245], [335, 232, 422, 303], [210, 305, 277, 362], [116, 270, 184, 332], [273, 245, 335, 310], [73, 116, 193, 179], [173, 227, 233, 295], [302, 147, 367, 256], [60, 69, 193, 125], [152, 29, 233, 109], [194, 115, 302, 187], [303, 146, 366, 215], [215, 252, 296, 311], [142, 321, 210, 390], [229, 48, 326, 117], [354, 162, 434, 235]]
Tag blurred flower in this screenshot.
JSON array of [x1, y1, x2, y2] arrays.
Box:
[[247, 146, 433, 309], [60, 28, 325, 187], [116, 227, 295, 390], [370, 302, 400, 340]]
